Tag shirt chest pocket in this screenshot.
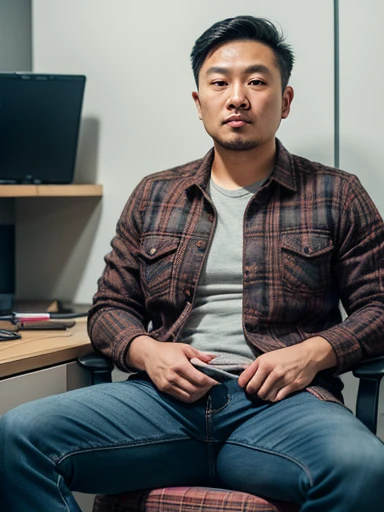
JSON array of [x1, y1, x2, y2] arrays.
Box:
[[139, 236, 180, 298], [281, 233, 334, 295]]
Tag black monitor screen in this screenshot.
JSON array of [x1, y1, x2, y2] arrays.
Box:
[[0, 73, 86, 184]]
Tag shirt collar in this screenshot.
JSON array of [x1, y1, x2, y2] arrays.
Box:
[[271, 139, 297, 192], [184, 138, 298, 193]]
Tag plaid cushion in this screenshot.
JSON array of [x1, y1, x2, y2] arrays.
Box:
[[93, 487, 299, 512]]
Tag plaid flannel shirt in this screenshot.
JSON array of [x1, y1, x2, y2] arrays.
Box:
[[88, 139, 384, 402]]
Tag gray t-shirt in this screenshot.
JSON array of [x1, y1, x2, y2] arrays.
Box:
[[181, 177, 265, 365]]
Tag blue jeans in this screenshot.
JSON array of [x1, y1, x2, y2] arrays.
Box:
[[1, 375, 384, 511]]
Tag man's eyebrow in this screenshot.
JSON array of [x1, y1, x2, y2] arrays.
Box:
[[244, 64, 272, 75], [205, 64, 272, 76]]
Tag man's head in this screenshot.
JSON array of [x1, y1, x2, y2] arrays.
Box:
[[191, 16, 294, 91], [191, 17, 294, 154]]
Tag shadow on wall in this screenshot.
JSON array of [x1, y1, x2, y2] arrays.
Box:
[[15, 195, 103, 302], [74, 117, 100, 184]]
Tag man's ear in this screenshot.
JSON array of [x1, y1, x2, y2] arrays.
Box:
[[281, 86, 294, 119], [192, 91, 202, 120]]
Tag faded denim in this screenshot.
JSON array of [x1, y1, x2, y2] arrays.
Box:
[[1, 378, 384, 511]]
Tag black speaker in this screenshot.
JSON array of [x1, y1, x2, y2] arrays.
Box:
[[0, 224, 15, 312]]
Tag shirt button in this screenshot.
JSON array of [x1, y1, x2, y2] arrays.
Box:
[[196, 240, 207, 249], [148, 247, 157, 255], [304, 247, 312, 254]]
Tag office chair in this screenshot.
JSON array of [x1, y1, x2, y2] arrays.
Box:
[[78, 353, 384, 512]]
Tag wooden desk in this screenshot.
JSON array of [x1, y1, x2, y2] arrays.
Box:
[[0, 318, 92, 379], [0, 318, 96, 511]]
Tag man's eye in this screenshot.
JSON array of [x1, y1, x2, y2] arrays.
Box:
[[212, 81, 227, 87], [249, 79, 264, 86]]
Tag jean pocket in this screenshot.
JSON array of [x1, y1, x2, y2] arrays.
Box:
[[281, 232, 333, 295]]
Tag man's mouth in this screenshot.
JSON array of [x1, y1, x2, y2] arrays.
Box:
[[223, 115, 250, 128]]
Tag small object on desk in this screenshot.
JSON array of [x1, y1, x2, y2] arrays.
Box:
[[0, 329, 21, 342], [46, 300, 73, 314], [20, 321, 76, 331], [0, 320, 20, 331]]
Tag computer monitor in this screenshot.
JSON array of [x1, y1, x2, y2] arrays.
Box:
[[0, 73, 86, 184], [0, 224, 14, 313]]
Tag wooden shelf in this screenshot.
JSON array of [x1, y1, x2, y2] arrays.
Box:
[[0, 184, 103, 197]]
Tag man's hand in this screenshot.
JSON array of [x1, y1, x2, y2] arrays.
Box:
[[128, 336, 218, 403], [238, 336, 337, 402]]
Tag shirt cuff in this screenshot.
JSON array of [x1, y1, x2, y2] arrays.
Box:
[[317, 325, 362, 375]]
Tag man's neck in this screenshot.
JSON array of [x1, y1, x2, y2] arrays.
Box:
[[211, 140, 276, 190]]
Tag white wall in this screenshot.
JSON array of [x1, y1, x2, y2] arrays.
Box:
[[22, 0, 334, 303], [0, 0, 31, 72], [339, 0, 384, 215], [337, 0, 384, 423]]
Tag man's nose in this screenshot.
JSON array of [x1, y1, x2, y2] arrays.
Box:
[[226, 84, 250, 110]]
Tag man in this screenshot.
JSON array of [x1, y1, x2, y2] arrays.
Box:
[[1, 15, 384, 512]]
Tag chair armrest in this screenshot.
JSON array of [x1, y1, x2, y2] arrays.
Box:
[[78, 353, 114, 385], [353, 356, 384, 435], [353, 356, 384, 379]]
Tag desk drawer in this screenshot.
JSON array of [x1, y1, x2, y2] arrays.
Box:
[[0, 361, 89, 415]]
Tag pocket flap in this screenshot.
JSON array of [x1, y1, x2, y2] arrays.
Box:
[[140, 236, 180, 261], [281, 233, 333, 258]]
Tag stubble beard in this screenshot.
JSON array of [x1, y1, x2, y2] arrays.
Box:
[[214, 136, 259, 152]]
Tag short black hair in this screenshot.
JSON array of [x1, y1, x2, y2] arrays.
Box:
[[190, 15, 294, 91]]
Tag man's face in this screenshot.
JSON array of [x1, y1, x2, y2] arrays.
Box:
[[192, 40, 293, 152]]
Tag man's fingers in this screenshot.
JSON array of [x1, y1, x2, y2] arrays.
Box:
[[242, 365, 292, 400], [184, 362, 219, 388], [243, 366, 270, 395], [262, 377, 305, 402], [254, 368, 304, 401], [271, 384, 298, 402], [158, 370, 214, 402], [145, 343, 218, 403], [238, 345, 318, 402], [252, 371, 283, 399], [197, 352, 216, 362], [162, 360, 218, 392], [186, 347, 215, 363], [238, 360, 259, 388]]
